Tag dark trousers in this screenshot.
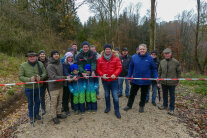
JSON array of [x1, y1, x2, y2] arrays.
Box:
[[127, 83, 149, 108], [40, 83, 49, 110], [62, 86, 74, 112], [162, 84, 176, 111], [25, 87, 43, 118]]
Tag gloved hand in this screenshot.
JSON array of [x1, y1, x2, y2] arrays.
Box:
[[111, 74, 116, 79], [103, 74, 108, 79]]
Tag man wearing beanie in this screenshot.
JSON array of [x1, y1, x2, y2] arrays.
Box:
[[96, 44, 122, 118], [46, 50, 70, 124], [77, 41, 97, 78]]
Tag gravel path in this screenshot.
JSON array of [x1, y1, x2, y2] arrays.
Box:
[[16, 84, 195, 138]]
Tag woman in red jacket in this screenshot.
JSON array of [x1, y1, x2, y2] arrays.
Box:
[[96, 44, 122, 118]]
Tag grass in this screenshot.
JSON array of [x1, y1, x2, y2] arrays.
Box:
[[180, 71, 207, 96]]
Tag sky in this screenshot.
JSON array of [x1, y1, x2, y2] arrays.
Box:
[[77, 0, 199, 24]]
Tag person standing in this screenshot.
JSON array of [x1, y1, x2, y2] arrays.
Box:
[[118, 48, 131, 98], [72, 43, 80, 62], [158, 48, 181, 115], [96, 44, 122, 118], [38, 50, 48, 115], [19, 51, 47, 124], [123, 44, 158, 113], [146, 51, 160, 106], [47, 50, 70, 124]]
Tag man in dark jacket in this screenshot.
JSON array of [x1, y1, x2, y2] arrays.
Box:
[[118, 48, 131, 98], [158, 48, 181, 115], [38, 50, 48, 115], [123, 44, 158, 113], [46, 50, 70, 124], [146, 51, 160, 106]]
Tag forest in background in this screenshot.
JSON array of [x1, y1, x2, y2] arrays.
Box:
[[0, 0, 207, 73]]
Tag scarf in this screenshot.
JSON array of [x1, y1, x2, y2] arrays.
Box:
[[104, 53, 112, 61]]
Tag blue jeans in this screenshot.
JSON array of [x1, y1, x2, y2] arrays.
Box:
[[95, 78, 100, 96], [146, 81, 158, 103], [25, 87, 43, 118], [118, 78, 130, 96], [102, 80, 119, 113], [162, 84, 176, 111]]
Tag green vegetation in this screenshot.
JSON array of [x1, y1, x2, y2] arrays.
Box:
[[180, 71, 207, 96]]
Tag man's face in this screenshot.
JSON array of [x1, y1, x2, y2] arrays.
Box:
[[139, 46, 147, 55], [105, 48, 112, 55], [151, 53, 157, 59], [164, 52, 172, 59], [39, 53, 46, 60], [90, 47, 96, 53], [72, 45, 77, 51], [122, 50, 128, 56], [83, 45, 89, 53], [53, 53, 59, 60], [27, 56, 37, 63]]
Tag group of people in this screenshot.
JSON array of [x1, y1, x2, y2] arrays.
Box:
[[18, 41, 181, 125]]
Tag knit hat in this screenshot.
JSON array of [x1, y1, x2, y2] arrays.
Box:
[[67, 47, 75, 52], [65, 52, 73, 59], [151, 50, 157, 55], [115, 47, 120, 51], [38, 50, 45, 55], [50, 50, 59, 57], [82, 41, 90, 47], [104, 44, 112, 50], [25, 51, 38, 57], [84, 64, 91, 71], [70, 64, 78, 72]]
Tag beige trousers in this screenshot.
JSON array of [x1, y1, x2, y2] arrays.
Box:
[[50, 88, 63, 118]]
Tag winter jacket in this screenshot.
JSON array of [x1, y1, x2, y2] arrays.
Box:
[[38, 57, 48, 69], [96, 50, 122, 81], [76, 50, 97, 73], [19, 61, 47, 89], [119, 54, 131, 77], [128, 53, 158, 85], [63, 62, 72, 86], [158, 57, 181, 86], [68, 75, 86, 95], [46, 57, 66, 91]]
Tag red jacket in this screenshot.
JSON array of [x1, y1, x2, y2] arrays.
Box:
[[96, 53, 122, 81]]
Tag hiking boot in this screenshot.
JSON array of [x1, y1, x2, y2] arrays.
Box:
[[139, 106, 144, 113], [53, 118, 60, 124], [74, 111, 79, 115], [65, 111, 70, 116], [158, 105, 168, 110], [104, 108, 111, 113], [96, 95, 101, 100], [57, 114, 67, 119], [35, 115, 42, 120], [152, 102, 157, 106], [30, 118, 35, 124], [81, 112, 85, 116], [123, 106, 132, 111], [118, 94, 123, 98], [168, 110, 174, 115], [115, 112, 121, 119]]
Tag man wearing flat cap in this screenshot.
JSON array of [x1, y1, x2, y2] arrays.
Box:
[[158, 48, 181, 115], [19, 51, 47, 124]]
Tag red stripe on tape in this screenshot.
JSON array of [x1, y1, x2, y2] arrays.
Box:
[[16, 82, 26, 85], [199, 78, 205, 81], [55, 79, 66, 82]]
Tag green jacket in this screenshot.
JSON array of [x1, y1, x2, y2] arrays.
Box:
[[158, 58, 181, 86], [19, 61, 47, 89]]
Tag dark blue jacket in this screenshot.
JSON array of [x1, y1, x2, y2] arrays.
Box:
[[128, 53, 158, 85]]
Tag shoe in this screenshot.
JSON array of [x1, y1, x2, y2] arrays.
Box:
[[74, 111, 79, 115], [145, 100, 149, 103], [96, 95, 101, 100], [53, 118, 60, 124], [81, 112, 85, 116], [87, 110, 91, 113], [57, 114, 67, 119], [139, 106, 144, 113], [104, 108, 110, 113], [35, 115, 42, 120], [30, 118, 35, 124], [65, 111, 70, 116], [42, 109, 46, 115], [125, 95, 129, 98], [168, 110, 174, 115], [92, 110, 97, 114], [152, 102, 157, 106], [115, 112, 121, 119], [158, 105, 168, 110], [118, 94, 123, 98], [123, 106, 132, 111]]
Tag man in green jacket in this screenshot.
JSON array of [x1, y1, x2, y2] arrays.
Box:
[[19, 51, 47, 124], [158, 48, 181, 115]]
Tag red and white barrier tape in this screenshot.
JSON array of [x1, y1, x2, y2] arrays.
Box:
[[0, 76, 207, 86]]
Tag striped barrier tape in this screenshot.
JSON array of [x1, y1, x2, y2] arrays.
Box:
[[0, 76, 207, 86]]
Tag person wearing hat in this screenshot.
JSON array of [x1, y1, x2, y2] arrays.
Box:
[[145, 50, 160, 106], [118, 47, 131, 98], [115, 47, 121, 57], [96, 44, 122, 118], [19, 51, 47, 124], [77, 41, 97, 78], [123, 44, 158, 113], [46, 50, 71, 124], [158, 48, 181, 115]]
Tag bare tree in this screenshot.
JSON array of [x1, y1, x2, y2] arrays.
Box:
[[150, 0, 156, 51]]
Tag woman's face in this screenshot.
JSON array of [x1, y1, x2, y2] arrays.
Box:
[[67, 56, 73, 62]]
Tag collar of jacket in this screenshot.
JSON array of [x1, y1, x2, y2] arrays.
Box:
[[27, 60, 37, 66], [165, 57, 172, 61], [38, 57, 48, 63], [48, 57, 60, 64], [138, 52, 149, 57]]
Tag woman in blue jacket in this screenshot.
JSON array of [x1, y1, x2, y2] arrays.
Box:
[[123, 44, 158, 113]]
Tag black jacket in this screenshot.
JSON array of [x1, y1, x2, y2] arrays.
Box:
[[119, 54, 131, 77]]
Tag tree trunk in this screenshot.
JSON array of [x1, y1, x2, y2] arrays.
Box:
[[150, 0, 155, 52]]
